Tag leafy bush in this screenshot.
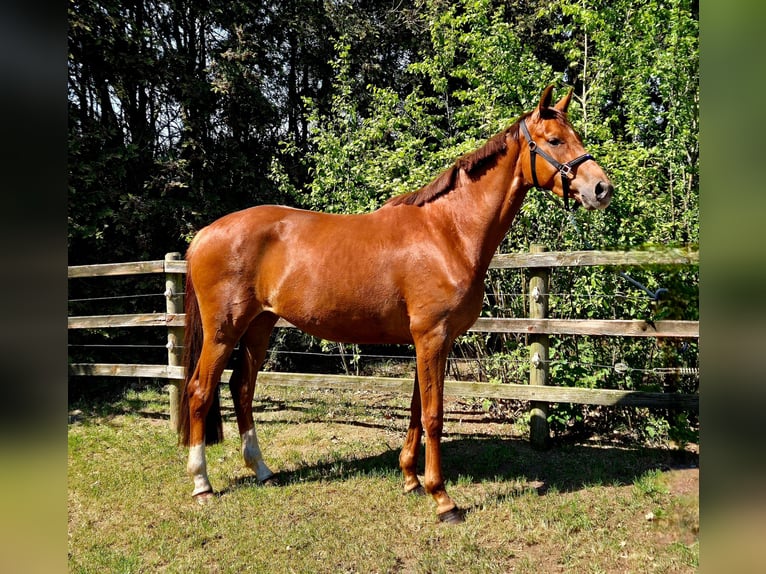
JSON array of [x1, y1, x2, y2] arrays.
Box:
[[272, 0, 698, 443]]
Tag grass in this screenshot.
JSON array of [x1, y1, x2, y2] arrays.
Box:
[[68, 383, 698, 573]]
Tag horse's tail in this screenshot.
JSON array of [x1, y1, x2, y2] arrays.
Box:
[[179, 261, 224, 447]]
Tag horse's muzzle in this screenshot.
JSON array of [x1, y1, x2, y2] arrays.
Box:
[[596, 181, 614, 203], [581, 180, 613, 210]]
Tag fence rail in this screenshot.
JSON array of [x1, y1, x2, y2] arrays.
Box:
[[68, 247, 699, 278], [68, 247, 699, 442], [68, 314, 698, 338], [67, 366, 698, 410]]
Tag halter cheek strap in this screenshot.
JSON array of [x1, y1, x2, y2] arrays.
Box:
[[520, 119, 594, 211]]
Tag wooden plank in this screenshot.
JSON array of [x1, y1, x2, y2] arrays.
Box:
[[257, 373, 699, 410], [67, 248, 699, 278], [68, 364, 698, 411], [260, 374, 698, 410], [164, 259, 188, 274], [68, 260, 165, 278], [469, 318, 699, 338], [68, 363, 176, 378], [489, 248, 699, 269], [68, 314, 698, 337], [441, 380, 698, 410], [258, 372, 414, 393], [67, 313, 184, 329]]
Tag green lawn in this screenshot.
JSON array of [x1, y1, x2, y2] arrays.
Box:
[[68, 384, 698, 573]]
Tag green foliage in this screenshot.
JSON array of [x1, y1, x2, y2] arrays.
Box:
[[291, 0, 556, 212], [274, 0, 698, 441], [69, 0, 698, 441]]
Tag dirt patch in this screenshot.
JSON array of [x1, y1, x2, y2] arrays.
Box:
[[665, 466, 700, 546], [666, 467, 699, 498]]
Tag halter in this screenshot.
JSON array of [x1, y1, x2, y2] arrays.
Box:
[[521, 116, 661, 304], [519, 119, 594, 211]]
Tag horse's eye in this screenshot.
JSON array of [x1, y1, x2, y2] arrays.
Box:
[[548, 138, 562, 146]]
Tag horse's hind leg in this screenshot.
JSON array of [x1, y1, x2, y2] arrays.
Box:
[[399, 373, 425, 495], [229, 312, 278, 483], [186, 339, 236, 499]]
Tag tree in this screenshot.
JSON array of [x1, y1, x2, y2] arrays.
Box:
[[274, 0, 698, 441], [541, 0, 699, 248], [290, 0, 698, 248], [68, 0, 698, 441], [68, 0, 431, 263], [290, 0, 555, 213]]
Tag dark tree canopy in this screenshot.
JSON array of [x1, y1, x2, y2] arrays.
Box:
[[68, 0, 697, 263], [68, 0, 698, 445]]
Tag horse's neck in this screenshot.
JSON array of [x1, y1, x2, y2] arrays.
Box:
[[432, 142, 528, 274]]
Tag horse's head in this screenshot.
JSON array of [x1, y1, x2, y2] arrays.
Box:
[[520, 85, 613, 211]]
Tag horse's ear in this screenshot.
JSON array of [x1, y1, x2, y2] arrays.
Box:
[[537, 84, 555, 111], [554, 88, 574, 113]]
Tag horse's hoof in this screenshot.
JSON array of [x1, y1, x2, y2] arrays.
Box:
[[437, 507, 464, 524], [193, 490, 215, 505]]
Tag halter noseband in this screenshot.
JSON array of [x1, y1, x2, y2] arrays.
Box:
[[519, 119, 594, 211]]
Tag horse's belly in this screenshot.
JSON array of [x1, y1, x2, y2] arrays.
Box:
[[266, 278, 411, 344], [279, 308, 413, 345]]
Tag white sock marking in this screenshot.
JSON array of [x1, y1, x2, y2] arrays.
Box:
[[241, 427, 274, 482], [187, 443, 212, 496]]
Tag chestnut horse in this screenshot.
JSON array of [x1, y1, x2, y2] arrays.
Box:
[[179, 85, 613, 523]]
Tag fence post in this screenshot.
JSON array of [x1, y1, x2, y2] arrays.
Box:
[[165, 252, 184, 433], [528, 244, 550, 449]]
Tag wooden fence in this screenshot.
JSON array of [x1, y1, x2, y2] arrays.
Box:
[[68, 246, 699, 445]]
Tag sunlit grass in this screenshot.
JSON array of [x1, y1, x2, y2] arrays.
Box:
[[69, 385, 698, 573]]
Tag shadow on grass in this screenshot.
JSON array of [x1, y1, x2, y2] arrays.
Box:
[[70, 378, 698, 512], [222, 433, 697, 506]]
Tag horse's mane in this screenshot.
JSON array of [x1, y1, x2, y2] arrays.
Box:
[[384, 113, 535, 208]]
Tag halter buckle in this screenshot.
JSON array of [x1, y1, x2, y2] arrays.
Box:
[[559, 164, 573, 178], [528, 140, 537, 152]]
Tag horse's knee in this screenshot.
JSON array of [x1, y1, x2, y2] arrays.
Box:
[[399, 449, 414, 470], [187, 383, 213, 414], [421, 414, 443, 438]]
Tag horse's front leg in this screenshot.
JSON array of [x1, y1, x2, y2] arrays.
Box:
[[399, 374, 425, 495], [413, 330, 463, 523]]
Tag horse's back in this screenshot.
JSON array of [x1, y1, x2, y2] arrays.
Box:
[[188, 204, 318, 265], [186, 202, 481, 344], [186, 205, 409, 339]]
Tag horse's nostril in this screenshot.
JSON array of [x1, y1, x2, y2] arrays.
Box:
[[596, 181, 614, 201]]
